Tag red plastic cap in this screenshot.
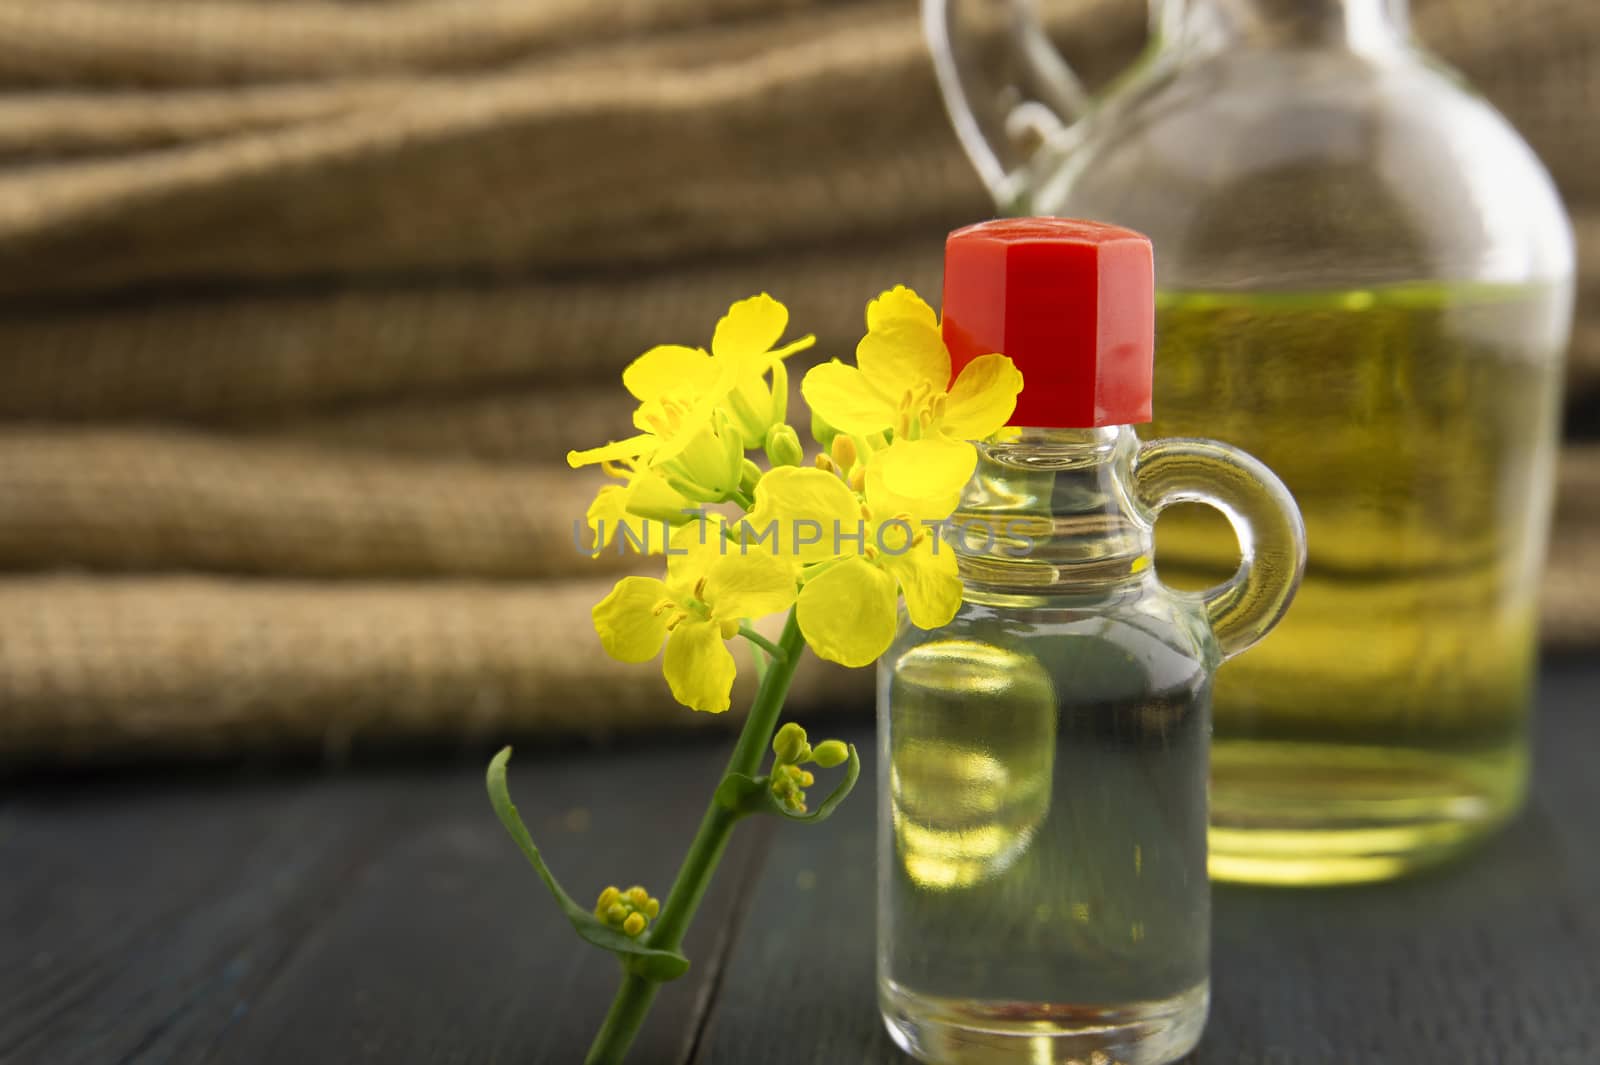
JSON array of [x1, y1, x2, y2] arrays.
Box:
[[941, 218, 1154, 428]]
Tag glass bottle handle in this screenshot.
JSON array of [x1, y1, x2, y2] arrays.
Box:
[[1132, 438, 1307, 661], [922, 0, 1091, 208]]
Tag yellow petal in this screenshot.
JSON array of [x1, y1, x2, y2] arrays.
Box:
[[711, 293, 788, 362], [866, 285, 939, 333], [801, 360, 898, 437], [584, 484, 629, 554], [864, 469, 955, 533], [879, 537, 962, 630], [871, 438, 976, 516], [745, 465, 862, 564], [592, 576, 673, 662], [857, 319, 950, 398], [796, 557, 899, 668], [663, 620, 738, 713], [622, 345, 716, 403], [941, 354, 1023, 440], [704, 552, 797, 621], [665, 518, 726, 590], [567, 434, 659, 469]]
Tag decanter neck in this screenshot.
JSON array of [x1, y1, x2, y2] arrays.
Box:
[[1153, 0, 1409, 53], [950, 426, 1153, 599]]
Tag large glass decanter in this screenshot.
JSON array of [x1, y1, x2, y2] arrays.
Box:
[[926, 0, 1574, 883]]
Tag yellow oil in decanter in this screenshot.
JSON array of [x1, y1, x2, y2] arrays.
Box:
[[1151, 282, 1565, 883]]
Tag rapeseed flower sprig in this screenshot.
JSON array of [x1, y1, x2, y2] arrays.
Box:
[[571, 288, 1019, 707], [489, 286, 1022, 1065]]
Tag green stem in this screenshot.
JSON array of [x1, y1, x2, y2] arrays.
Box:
[[583, 610, 806, 1065], [585, 973, 656, 1065], [736, 625, 786, 664]]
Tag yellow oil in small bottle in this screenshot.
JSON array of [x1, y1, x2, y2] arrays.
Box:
[[1150, 282, 1567, 884]]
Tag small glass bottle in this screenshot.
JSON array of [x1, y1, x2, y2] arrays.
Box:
[[878, 219, 1306, 1065]]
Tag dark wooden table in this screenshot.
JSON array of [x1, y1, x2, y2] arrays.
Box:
[[3, 662, 1596, 1065]]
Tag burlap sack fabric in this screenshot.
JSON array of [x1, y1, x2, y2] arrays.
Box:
[[0, 0, 1595, 761]]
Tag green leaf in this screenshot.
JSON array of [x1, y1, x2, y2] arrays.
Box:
[[486, 747, 690, 982]]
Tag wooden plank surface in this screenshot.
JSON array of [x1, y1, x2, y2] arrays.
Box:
[[1, 662, 1597, 1065], [0, 739, 767, 1065]]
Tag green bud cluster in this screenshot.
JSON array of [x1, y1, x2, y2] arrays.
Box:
[[768, 723, 849, 814], [595, 884, 661, 938], [770, 763, 815, 812]]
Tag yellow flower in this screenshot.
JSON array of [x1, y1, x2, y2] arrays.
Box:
[[801, 285, 1021, 503], [568, 294, 813, 479], [744, 464, 961, 668], [592, 521, 798, 713]]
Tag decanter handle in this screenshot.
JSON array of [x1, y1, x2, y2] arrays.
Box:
[[922, 0, 1091, 209], [1132, 438, 1307, 661]]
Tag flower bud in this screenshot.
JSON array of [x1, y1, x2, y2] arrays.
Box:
[[622, 912, 647, 937], [764, 424, 804, 468], [810, 740, 849, 768], [772, 722, 810, 765]]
